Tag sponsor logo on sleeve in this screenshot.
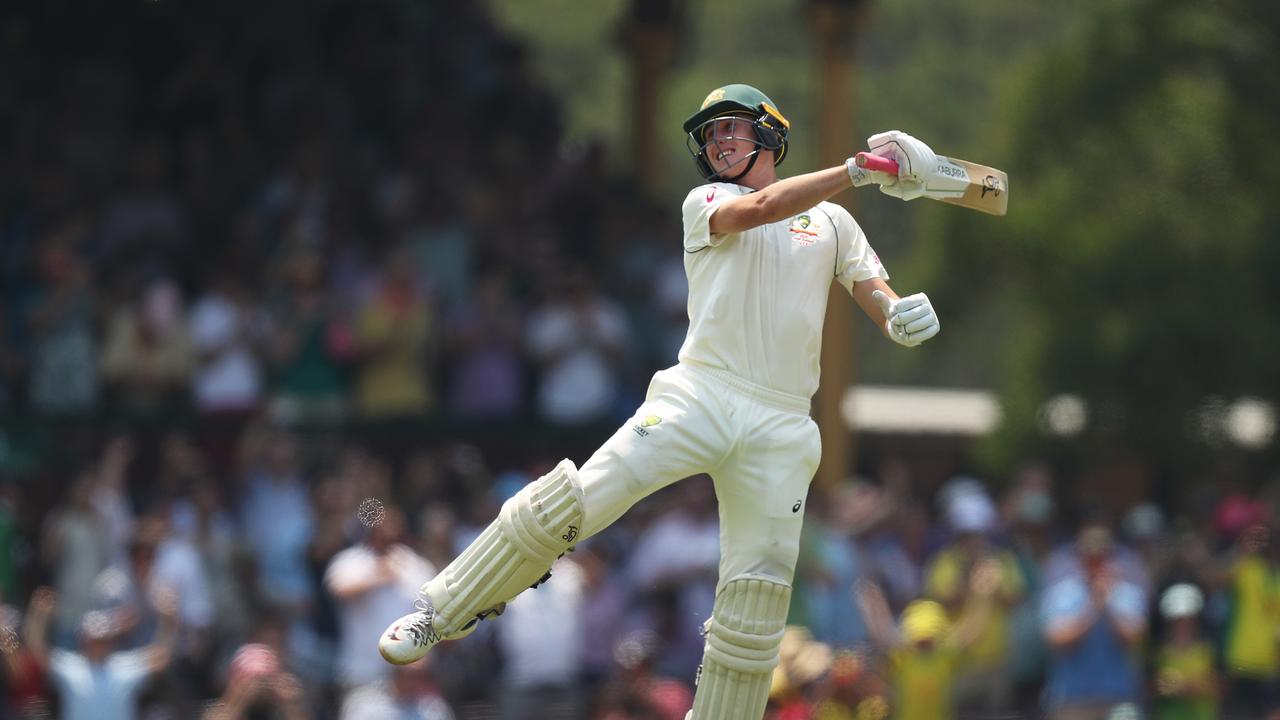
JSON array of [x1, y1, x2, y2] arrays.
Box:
[[632, 415, 663, 437]]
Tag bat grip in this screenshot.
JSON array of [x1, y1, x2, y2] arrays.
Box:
[[854, 152, 899, 175]]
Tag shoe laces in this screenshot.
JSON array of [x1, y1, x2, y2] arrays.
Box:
[[402, 606, 441, 647]]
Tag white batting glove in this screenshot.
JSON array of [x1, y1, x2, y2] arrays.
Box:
[[865, 131, 970, 203], [872, 290, 940, 347], [844, 157, 895, 188]]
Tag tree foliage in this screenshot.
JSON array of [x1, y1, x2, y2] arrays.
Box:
[[916, 0, 1280, 473]]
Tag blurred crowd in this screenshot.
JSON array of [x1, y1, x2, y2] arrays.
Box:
[[0, 0, 685, 432], [2, 2, 1280, 720], [6, 430, 1280, 720]]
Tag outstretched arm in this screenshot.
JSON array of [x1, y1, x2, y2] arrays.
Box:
[[142, 589, 181, 674], [949, 559, 1001, 649], [23, 587, 55, 670], [854, 580, 902, 650], [709, 165, 861, 234]]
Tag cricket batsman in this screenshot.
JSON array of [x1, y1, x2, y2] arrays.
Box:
[[380, 84, 946, 719]]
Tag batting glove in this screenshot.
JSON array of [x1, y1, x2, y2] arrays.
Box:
[[872, 290, 940, 347], [868, 130, 973, 202], [865, 130, 938, 201], [845, 157, 896, 188]]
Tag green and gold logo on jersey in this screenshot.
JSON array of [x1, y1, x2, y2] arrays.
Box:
[[789, 214, 819, 245]]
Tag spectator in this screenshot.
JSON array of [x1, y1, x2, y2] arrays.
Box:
[[25, 240, 98, 416], [1208, 519, 1280, 718], [1040, 524, 1147, 720], [525, 267, 630, 425], [339, 660, 456, 720], [24, 586, 179, 720], [351, 245, 433, 419], [923, 486, 1023, 712], [1152, 583, 1217, 720], [0, 602, 52, 717], [791, 479, 888, 650], [625, 478, 719, 683], [856, 559, 999, 720], [188, 268, 265, 417], [240, 429, 316, 613], [265, 252, 349, 424], [594, 629, 692, 720], [99, 277, 193, 415], [495, 555, 587, 720], [183, 477, 253, 649], [40, 467, 111, 645], [201, 642, 310, 720], [325, 505, 434, 696], [765, 626, 834, 720], [444, 272, 527, 420]]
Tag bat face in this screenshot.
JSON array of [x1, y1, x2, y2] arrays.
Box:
[[939, 158, 1008, 216]]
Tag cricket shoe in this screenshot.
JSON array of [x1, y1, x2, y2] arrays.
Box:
[[379, 607, 442, 665], [378, 600, 505, 665]]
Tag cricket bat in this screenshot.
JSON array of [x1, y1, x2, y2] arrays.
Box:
[[854, 152, 1008, 216]]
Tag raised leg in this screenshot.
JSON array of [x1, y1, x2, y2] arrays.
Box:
[[379, 459, 583, 664]]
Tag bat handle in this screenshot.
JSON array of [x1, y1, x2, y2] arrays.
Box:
[[854, 152, 899, 175]]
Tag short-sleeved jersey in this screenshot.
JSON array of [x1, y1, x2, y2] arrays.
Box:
[[678, 182, 888, 400]]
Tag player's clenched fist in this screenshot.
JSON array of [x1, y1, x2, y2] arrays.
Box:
[[872, 290, 940, 347], [865, 130, 938, 201]]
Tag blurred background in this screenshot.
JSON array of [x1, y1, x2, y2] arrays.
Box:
[[0, 0, 1277, 718]]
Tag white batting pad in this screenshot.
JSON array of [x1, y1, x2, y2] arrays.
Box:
[[420, 459, 584, 637], [689, 574, 791, 720]]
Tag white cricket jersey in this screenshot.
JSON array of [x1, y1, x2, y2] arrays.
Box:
[[677, 181, 888, 401]]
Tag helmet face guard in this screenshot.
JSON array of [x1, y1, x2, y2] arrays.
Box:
[[683, 84, 790, 182], [685, 111, 788, 182]]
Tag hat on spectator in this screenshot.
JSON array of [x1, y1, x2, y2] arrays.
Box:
[[937, 475, 987, 514], [769, 626, 833, 699], [901, 600, 949, 643], [1159, 584, 1204, 619], [947, 492, 997, 534]]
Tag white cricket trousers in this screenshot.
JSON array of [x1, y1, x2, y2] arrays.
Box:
[[577, 361, 822, 586]]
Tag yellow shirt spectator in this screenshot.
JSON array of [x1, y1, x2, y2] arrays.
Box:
[[1224, 554, 1280, 678], [890, 644, 959, 720], [924, 547, 1023, 669]]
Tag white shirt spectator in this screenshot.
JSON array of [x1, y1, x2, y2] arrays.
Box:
[[526, 297, 629, 424], [189, 292, 263, 412], [326, 544, 435, 687], [49, 648, 152, 720], [150, 534, 215, 632], [497, 557, 585, 688], [339, 680, 456, 720]]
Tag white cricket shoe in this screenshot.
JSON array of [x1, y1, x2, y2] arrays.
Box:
[[379, 601, 505, 665], [379, 608, 442, 665]]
